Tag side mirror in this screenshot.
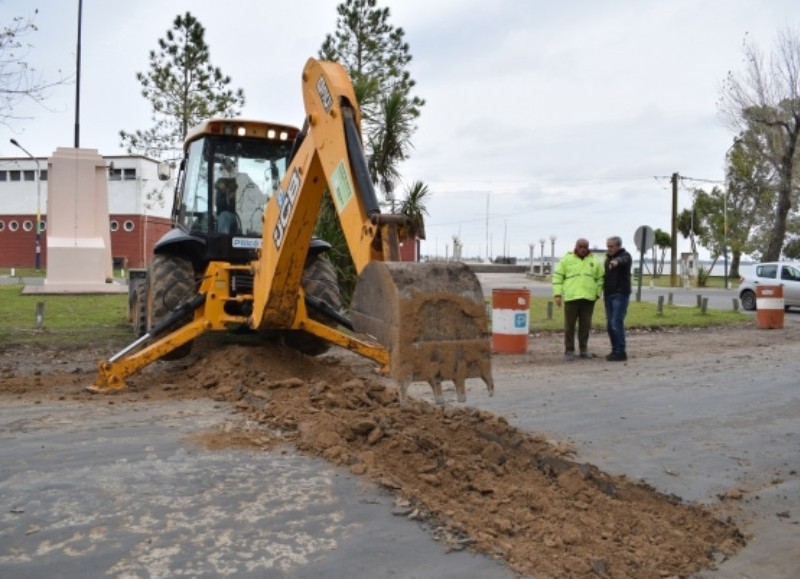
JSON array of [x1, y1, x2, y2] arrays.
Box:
[[157, 161, 172, 181]]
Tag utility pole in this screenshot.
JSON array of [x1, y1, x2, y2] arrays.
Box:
[[670, 172, 679, 287]]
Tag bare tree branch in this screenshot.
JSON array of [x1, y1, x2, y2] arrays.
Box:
[[0, 9, 73, 128], [718, 27, 800, 261]]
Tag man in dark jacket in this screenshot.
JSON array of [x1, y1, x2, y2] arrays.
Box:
[[603, 236, 633, 361]]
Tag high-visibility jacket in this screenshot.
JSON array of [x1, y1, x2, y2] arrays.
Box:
[[552, 251, 603, 302]]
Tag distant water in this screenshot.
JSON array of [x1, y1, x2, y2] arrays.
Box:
[[737, 263, 755, 279], [487, 258, 760, 279]]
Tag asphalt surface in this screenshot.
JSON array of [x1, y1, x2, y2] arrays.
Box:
[[0, 401, 511, 578], [462, 335, 800, 579]]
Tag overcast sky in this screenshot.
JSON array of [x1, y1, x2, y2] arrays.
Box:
[[3, 0, 798, 261]]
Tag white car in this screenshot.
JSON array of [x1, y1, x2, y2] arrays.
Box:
[[738, 261, 800, 311]]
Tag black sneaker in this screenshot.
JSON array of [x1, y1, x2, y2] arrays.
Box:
[[579, 352, 594, 359], [605, 352, 627, 362]]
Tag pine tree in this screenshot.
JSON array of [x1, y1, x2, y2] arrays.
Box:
[[120, 12, 245, 158]]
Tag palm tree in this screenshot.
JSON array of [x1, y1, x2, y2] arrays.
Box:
[[653, 228, 672, 277], [314, 196, 357, 304], [399, 180, 429, 261], [314, 91, 418, 299], [368, 90, 415, 209], [677, 208, 704, 254]]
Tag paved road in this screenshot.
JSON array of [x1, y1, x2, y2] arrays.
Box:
[[475, 272, 800, 323], [456, 336, 800, 579], [0, 400, 511, 578]]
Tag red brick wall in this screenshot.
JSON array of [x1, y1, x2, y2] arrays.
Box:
[[0, 214, 171, 270], [109, 214, 172, 269], [0, 214, 47, 268]]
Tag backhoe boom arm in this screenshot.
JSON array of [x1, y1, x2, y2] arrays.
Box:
[[91, 58, 493, 405]]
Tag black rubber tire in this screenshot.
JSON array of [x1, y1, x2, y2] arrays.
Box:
[[147, 254, 197, 360], [302, 253, 343, 315], [283, 255, 342, 356], [131, 284, 147, 338], [740, 290, 756, 311]]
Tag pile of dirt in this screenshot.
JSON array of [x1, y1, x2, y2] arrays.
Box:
[[0, 334, 747, 577], [195, 344, 745, 577]]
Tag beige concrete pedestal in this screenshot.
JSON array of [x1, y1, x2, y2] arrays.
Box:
[[24, 147, 126, 295]]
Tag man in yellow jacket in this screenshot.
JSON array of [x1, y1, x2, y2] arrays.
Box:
[[552, 238, 604, 361]]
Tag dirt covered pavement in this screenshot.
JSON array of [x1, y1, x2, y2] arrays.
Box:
[[6, 322, 795, 578]]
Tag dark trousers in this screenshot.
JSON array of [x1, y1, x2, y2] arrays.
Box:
[[563, 298, 595, 354], [604, 293, 630, 354]]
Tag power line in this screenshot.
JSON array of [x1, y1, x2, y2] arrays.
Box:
[[427, 195, 601, 228], [680, 175, 725, 185], [654, 175, 724, 185]]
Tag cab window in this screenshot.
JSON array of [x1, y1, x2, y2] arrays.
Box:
[[176, 139, 210, 234]]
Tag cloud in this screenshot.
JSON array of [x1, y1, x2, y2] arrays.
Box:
[[3, 0, 797, 261]]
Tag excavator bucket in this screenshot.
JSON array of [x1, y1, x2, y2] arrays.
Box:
[[350, 261, 494, 404]]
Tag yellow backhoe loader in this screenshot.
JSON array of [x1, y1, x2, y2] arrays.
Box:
[[90, 58, 493, 404]]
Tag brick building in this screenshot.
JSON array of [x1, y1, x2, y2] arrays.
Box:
[[0, 154, 172, 270]]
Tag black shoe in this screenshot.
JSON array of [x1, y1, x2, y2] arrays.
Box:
[[605, 352, 627, 362], [579, 352, 594, 359]]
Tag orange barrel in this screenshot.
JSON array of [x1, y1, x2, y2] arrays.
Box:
[[491, 288, 530, 354], [755, 285, 784, 329]]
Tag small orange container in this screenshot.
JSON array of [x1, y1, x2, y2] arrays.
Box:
[[755, 285, 784, 329], [491, 288, 530, 354]]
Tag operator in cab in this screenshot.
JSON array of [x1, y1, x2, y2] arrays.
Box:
[[214, 178, 239, 235]]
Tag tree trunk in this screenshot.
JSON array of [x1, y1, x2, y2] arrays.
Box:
[[730, 251, 742, 279], [764, 141, 796, 261]]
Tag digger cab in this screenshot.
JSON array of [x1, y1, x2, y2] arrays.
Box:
[[170, 119, 300, 264]]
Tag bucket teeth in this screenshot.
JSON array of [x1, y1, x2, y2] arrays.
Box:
[[351, 261, 494, 404]]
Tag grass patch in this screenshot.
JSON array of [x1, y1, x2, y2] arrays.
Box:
[[526, 296, 748, 332], [634, 275, 740, 290], [0, 282, 749, 349], [0, 285, 131, 347]]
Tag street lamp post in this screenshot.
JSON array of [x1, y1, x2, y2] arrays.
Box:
[[723, 191, 728, 290], [504, 220, 508, 262], [549, 234, 557, 277], [528, 243, 534, 274], [539, 238, 545, 274], [10, 139, 42, 270]]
